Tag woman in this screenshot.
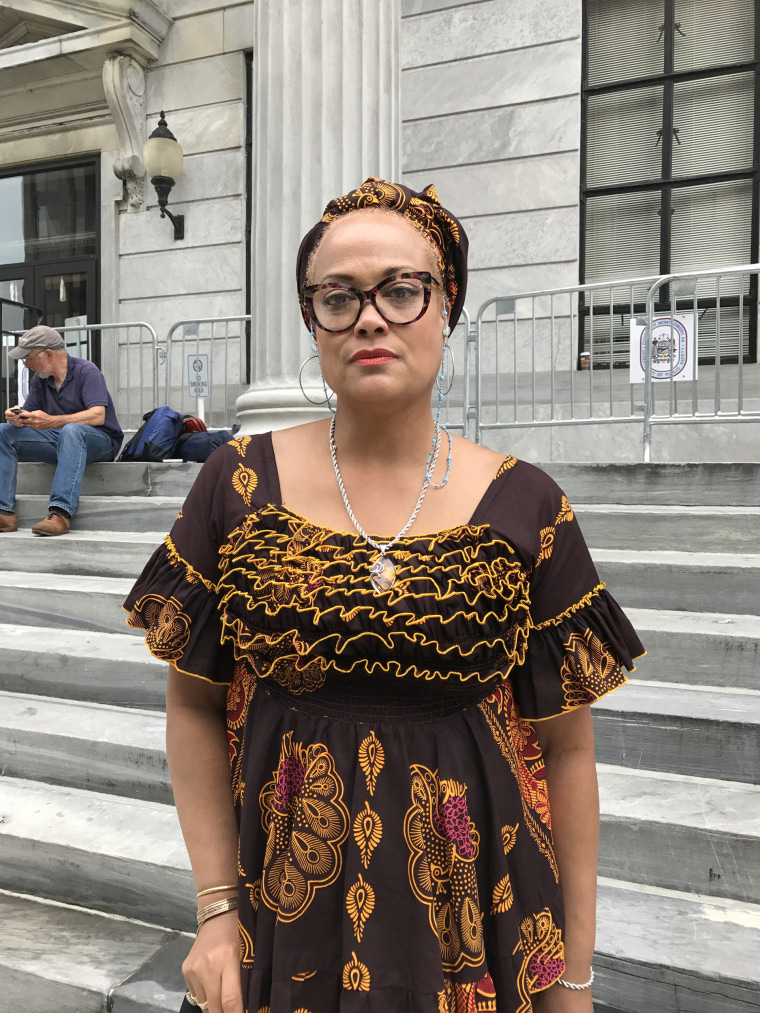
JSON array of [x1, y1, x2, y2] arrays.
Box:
[[125, 178, 643, 1013]]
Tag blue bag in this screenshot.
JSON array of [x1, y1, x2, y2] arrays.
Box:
[[118, 406, 184, 462], [176, 429, 234, 462]]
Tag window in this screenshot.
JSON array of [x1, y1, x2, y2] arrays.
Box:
[[581, 0, 758, 364], [0, 158, 99, 378]]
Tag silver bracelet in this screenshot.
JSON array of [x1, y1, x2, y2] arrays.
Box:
[[557, 968, 594, 990]]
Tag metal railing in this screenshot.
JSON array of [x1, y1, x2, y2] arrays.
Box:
[[54, 322, 162, 433], [474, 275, 662, 441], [474, 265, 759, 459], [165, 315, 251, 429], [643, 263, 760, 461]]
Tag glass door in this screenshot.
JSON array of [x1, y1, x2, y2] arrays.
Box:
[[33, 259, 97, 360]]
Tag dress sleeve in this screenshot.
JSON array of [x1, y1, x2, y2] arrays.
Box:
[[509, 489, 645, 721], [123, 447, 237, 684]]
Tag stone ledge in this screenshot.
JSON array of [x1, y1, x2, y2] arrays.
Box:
[[595, 880, 760, 1012], [16, 461, 202, 497], [593, 682, 760, 784], [0, 623, 166, 709], [0, 777, 193, 929], [0, 889, 188, 1013]]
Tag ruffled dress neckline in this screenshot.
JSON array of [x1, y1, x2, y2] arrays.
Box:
[[260, 429, 510, 545]]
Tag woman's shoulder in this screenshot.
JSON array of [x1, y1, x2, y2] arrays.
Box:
[[455, 438, 566, 518], [190, 431, 279, 511], [461, 444, 572, 566]]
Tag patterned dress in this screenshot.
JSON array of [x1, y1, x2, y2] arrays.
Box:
[[125, 433, 643, 1013]]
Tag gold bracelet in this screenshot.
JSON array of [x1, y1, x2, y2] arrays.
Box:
[[196, 884, 237, 898], [196, 897, 239, 930]]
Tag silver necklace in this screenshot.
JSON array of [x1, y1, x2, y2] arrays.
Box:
[[329, 416, 441, 593]]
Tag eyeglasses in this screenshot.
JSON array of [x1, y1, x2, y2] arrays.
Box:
[[302, 271, 440, 333], [23, 350, 41, 364]]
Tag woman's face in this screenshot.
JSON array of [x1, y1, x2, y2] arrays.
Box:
[[307, 212, 447, 410]]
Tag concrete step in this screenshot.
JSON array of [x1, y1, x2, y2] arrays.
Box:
[[594, 878, 760, 1012], [0, 571, 139, 635], [0, 528, 164, 576], [593, 548, 760, 614], [17, 459, 760, 507], [0, 691, 170, 803], [3, 689, 756, 907], [625, 608, 760, 690], [598, 765, 760, 904], [17, 460, 202, 498], [541, 462, 760, 506], [0, 889, 190, 1013], [0, 624, 167, 709], [0, 777, 194, 930], [593, 681, 760, 784], [15, 494, 183, 531], [3, 883, 758, 1013], [576, 504, 760, 553]]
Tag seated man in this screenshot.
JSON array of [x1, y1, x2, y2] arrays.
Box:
[[0, 325, 123, 536]]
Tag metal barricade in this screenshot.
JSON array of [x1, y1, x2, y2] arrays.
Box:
[[474, 275, 661, 444], [55, 322, 162, 433], [643, 264, 760, 461], [165, 315, 251, 429]]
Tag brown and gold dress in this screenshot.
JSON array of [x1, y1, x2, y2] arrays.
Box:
[[124, 433, 643, 1013]]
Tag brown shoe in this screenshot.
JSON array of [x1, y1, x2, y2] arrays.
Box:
[[32, 512, 70, 536], [0, 512, 18, 532]]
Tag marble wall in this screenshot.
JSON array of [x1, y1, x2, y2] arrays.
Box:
[[400, 0, 583, 319], [116, 1, 253, 340]]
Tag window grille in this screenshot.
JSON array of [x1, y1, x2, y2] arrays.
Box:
[[581, 0, 758, 365]]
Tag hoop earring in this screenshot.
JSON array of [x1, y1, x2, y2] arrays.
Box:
[[437, 343, 455, 397], [299, 354, 336, 411]]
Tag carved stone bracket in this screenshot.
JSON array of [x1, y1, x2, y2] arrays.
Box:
[[103, 54, 147, 212]]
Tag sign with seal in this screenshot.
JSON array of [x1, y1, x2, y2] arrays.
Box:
[[187, 353, 209, 398], [629, 314, 697, 383]]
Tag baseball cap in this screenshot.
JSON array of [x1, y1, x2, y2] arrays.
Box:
[[8, 325, 66, 359]]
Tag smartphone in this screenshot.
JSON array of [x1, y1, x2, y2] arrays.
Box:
[[10, 407, 23, 414]]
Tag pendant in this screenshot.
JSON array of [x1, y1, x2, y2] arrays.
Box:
[[369, 554, 396, 594]]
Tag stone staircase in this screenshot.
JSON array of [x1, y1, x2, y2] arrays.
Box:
[[0, 460, 758, 1013]]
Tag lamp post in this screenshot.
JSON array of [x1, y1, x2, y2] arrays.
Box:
[[143, 111, 185, 240]]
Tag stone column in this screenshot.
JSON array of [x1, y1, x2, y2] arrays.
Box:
[[235, 0, 400, 434]]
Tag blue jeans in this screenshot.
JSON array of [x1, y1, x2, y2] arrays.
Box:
[[0, 423, 114, 517]]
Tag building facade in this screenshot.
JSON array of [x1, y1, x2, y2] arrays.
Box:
[[0, 0, 757, 439]]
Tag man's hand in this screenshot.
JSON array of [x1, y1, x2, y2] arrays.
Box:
[[4, 407, 25, 427], [18, 410, 57, 430]]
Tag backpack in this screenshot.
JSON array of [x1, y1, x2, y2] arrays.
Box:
[[181, 415, 207, 434], [175, 429, 234, 462], [119, 406, 184, 462]]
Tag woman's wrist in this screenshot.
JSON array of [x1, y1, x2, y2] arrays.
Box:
[[197, 887, 237, 912], [196, 882, 237, 900], [557, 967, 594, 990], [196, 896, 239, 931]]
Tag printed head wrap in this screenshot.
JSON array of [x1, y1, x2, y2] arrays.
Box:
[[296, 177, 469, 330]]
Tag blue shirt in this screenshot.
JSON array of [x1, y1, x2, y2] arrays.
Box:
[[23, 356, 123, 458]]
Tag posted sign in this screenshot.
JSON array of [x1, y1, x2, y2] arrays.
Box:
[[188, 354, 209, 398], [629, 314, 697, 384]]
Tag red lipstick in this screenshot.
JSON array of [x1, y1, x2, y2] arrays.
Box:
[[351, 348, 397, 366]]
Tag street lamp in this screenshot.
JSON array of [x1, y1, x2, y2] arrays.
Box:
[[143, 111, 185, 240]]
